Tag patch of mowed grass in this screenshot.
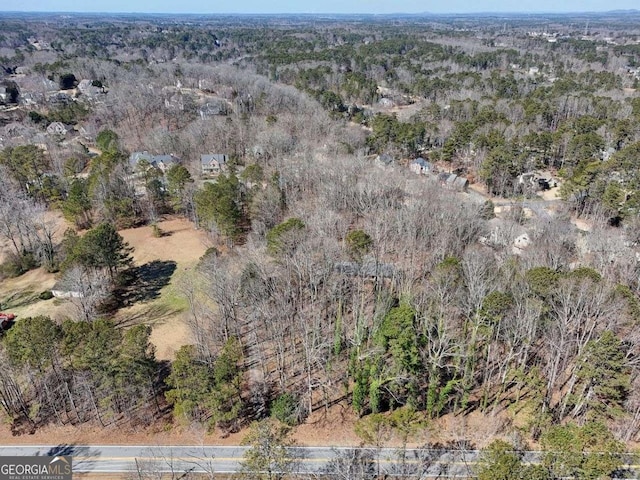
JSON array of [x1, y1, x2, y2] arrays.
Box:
[[154, 266, 190, 313], [2, 290, 40, 310], [157, 282, 189, 313]]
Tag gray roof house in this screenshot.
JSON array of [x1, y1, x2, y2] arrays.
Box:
[[129, 151, 180, 174], [152, 154, 181, 173], [410, 157, 433, 175], [201, 154, 228, 175], [129, 151, 154, 169], [46, 122, 68, 136], [438, 172, 469, 192], [77, 79, 103, 96], [453, 176, 469, 192], [199, 100, 229, 118]]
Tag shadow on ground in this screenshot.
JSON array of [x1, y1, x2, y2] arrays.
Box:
[[2, 290, 41, 310], [114, 303, 182, 328], [118, 260, 177, 306], [37, 444, 100, 473]]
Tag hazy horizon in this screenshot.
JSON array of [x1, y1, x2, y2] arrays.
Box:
[[0, 0, 638, 15]]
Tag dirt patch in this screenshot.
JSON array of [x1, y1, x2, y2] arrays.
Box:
[[537, 186, 561, 201], [0, 398, 518, 451], [149, 314, 192, 361], [291, 403, 362, 447], [119, 218, 210, 266], [572, 217, 593, 232]]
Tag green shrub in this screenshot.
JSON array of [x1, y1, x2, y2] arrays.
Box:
[[0, 252, 38, 279], [479, 200, 495, 219], [266, 218, 305, 255], [151, 223, 163, 238], [39, 290, 54, 301], [28, 111, 45, 124], [270, 393, 304, 426], [345, 229, 373, 259]]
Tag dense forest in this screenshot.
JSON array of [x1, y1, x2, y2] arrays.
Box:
[[2, 10, 640, 479]]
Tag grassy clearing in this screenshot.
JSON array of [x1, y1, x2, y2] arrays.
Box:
[[154, 266, 191, 313], [0, 218, 206, 359], [0, 268, 71, 320], [2, 289, 39, 310], [113, 218, 208, 359]]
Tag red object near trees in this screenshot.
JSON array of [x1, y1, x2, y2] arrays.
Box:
[[0, 313, 15, 329]]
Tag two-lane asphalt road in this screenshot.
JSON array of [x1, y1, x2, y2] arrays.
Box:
[[0, 444, 638, 478], [0, 445, 245, 474], [0, 444, 480, 477]]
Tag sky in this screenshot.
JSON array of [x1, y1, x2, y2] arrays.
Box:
[[0, 0, 638, 14]]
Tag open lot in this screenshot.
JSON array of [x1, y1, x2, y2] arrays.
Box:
[[115, 217, 210, 360], [0, 217, 209, 361]]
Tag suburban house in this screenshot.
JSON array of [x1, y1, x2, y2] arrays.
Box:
[[479, 217, 531, 255], [201, 154, 228, 175], [409, 157, 433, 175], [153, 155, 181, 173], [517, 171, 555, 193], [77, 79, 104, 97], [453, 176, 469, 192], [46, 122, 68, 136], [129, 151, 181, 174], [334, 257, 396, 279], [47, 92, 73, 105], [438, 172, 469, 192], [199, 100, 229, 118]]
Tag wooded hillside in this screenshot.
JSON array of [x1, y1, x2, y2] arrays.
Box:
[[1, 11, 640, 478]]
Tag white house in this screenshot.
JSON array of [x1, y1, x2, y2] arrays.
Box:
[[46, 122, 68, 136]]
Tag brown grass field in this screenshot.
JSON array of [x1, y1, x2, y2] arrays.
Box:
[[0, 217, 210, 361]]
